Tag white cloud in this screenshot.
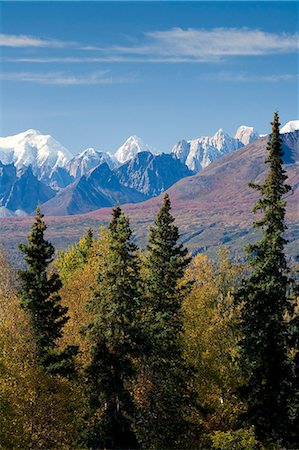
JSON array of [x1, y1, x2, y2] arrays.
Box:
[[141, 27, 299, 57], [0, 33, 69, 48], [206, 71, 299, 82], [0, 71, 138, 85], [3, 27, 298, 62], [8, 56, 215, 63]]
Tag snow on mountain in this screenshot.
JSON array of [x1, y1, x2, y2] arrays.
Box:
[[172, 128, 244, 172], [114, 135, 156, 164], [280, 120, 299, 134], [0, 206, 15, 217], [0, 129, 72, 179], [66, 147, 115, 179], [235, 125, 260, 145]]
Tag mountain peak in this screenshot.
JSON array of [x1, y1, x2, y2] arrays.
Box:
[[126, 135, 141, 142], [114, 135, 155, 164], [0, 129, 72, 179], [67, 147, 115, 179], [79, 147, 100, 158], [235, 125, 260, 145], [280, 120, 299, 134], [23, 128, 41, 136], [214, 128, 231, 138]]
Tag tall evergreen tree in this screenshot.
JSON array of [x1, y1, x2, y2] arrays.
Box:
[[235, 113, 298, 445], [137, 193, 196, 449], [79, 227, 94, 263], [82, 207, 142, 449], [18, 207, 77, 376]]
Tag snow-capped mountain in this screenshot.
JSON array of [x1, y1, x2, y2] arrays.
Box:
[[114, 135, 157, 164], [0, 129, 72, 180], [172, 129, 245, 172], [66, 147, 115, 179], [280, 120, 299, 134], [235, 126, 260, 145], [0, 120, 297, 216]]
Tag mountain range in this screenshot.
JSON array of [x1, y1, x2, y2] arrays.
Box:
[[42, 163, 146, 216], [1, 127, 298, 263], [0, 121, 297, 219]]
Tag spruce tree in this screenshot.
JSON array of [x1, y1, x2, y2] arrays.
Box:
[[82, 207, 142, 449], [18, 207, 77, 376], [235, 112, 298, 445], [137, 193, 195, 449], [79, 227, 93, 263]]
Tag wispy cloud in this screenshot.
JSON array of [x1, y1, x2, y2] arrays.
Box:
[[140, 28, 299, 58], [86, 27, 299, 62], [0, 33, 70, 48], [0, 70, 138, 85], [8, 56, 216, 64], [206, 71, 299, 82], [3, 27, 298, 63]]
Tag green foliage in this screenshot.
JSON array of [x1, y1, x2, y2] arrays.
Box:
[[18, 207, 78, 375], [136, 194, 196, 449], [55, 227, 94, 283], [235, 113, 298, 445], [82, 207, 142, 449], [211, 427, 259, 450]]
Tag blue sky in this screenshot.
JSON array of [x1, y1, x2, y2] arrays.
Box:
[[0, 1, 298, 155]]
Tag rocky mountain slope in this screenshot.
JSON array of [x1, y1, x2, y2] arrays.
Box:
[[120, 130, 299, 257], [171, 125, 259, 172], [115, 151, 193, 198], [0, 164, 55, 215], [41, 162, 146, 216], [66, 147, 115, 179]]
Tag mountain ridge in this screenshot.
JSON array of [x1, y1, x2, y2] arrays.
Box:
[[1, 130, 298, 262], [0, 120, 298, 216], [41, 162, 146, 216]]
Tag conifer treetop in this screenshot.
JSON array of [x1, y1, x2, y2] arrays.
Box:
[[235, 112, 297, 445], [18, 207, 78, 375], [19, 206, 55, 272]]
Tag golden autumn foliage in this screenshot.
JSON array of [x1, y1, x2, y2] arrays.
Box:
[[1, 221, 294, 449], [0, 251, 83, 449], [210, 426, 259, 449], [182, 250, 246, 434], [57, 227, 110, 367]]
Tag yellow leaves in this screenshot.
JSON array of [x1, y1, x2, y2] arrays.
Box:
[[182, 249, 245, 427], [58, 262, 95, 367], [211, 427, 259, 449], [58, 227, 110, 367], [0, 250, 83, 449]]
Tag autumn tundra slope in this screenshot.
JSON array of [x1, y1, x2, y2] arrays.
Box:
[[0, 131, 298, 260]]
